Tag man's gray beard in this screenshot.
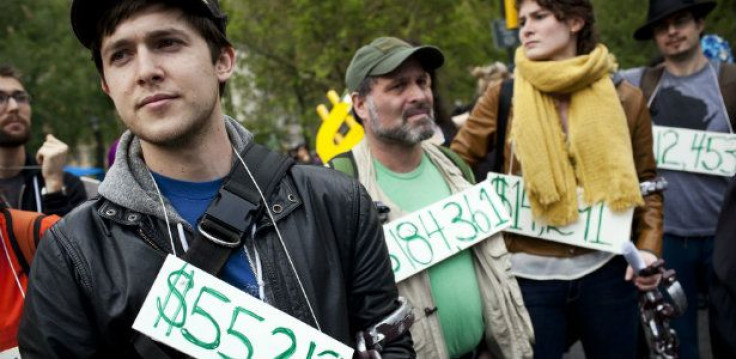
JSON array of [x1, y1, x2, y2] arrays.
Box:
[[367, 98, 435, 146], [0, 128, 30, 148]]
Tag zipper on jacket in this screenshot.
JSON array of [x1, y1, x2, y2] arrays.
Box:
[[138, 226, 163, 253]]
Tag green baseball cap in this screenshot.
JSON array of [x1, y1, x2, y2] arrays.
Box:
[[345, 37, 445, 92]]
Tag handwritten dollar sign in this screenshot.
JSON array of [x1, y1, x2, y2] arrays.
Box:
[[155, 262, 194, 336]]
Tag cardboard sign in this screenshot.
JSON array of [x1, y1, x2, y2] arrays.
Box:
[[653, 125, 736, 176], [487, 174, 634, 254], [384, 180, 512, 282], [0, 347, 20, 359], [133, 255, 353, 359]]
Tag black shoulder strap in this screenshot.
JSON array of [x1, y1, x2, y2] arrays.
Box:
[[494, 79, 514, 173], [2, 207, 30, 274], [436, 145, 475, 183], [640, 65, 666, 104], [183, 142, 294, 275]]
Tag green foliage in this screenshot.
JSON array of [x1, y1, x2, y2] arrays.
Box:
[[594, 0, 736, 68], [0, 0, 122, 159], [222, 0, 503, 149], [1, 0, 733, 154]]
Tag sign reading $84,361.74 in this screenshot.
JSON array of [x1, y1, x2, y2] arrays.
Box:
[[383, 180, 512, 282], [133, 255, 353, 359]]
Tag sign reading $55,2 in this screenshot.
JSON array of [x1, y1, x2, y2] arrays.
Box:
[[133, 255, 353, 359]]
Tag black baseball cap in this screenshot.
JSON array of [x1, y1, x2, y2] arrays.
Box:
[[345, 37, 444, 93], [70, 0, 228, 49], [634, 0, 716, 40]]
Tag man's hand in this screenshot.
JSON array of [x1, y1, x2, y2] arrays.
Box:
[[36, 134, 69, 193], [625, 250, 661, 291]]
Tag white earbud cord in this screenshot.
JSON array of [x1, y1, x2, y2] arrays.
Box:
[[0, 230, 25, 298], [147, 170, 178, 257], [33, 176, 42, 212], [177, 222, 189, 252], [232, 147, 322, 332], [242, 225, 265, 301]]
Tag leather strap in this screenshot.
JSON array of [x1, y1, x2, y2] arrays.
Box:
[[495, 79, 514, 173], [640, 64, 665, 104], [134, 143, 294, 358], [184, 142, 294, 275]]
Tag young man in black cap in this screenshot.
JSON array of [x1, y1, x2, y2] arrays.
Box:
[[621, 1, 736, 358], [330, 37, 534, 359], [18, 1, 413, 357]]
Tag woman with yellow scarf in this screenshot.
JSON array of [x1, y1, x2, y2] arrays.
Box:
[[451, 0, 664, 357]]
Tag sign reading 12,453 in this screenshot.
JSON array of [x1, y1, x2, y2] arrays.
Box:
[[653, 125, 736, 176]]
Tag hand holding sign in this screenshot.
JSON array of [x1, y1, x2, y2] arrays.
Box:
[[134, 256, 353, 359]]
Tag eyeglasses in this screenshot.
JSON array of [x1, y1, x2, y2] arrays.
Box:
[[0, 91, 31, 108], [653, 14, 695, 34]]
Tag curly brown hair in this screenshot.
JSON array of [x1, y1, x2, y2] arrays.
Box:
[[515, 0, 598, 55]]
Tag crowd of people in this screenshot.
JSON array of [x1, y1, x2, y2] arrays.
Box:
[[1, 0, 734, 358]]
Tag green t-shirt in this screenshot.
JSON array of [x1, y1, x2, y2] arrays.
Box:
[[374, 154, 484, 358]]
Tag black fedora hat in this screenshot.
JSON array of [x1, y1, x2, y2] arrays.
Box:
[[634, 0, 716, 40], [71, 0, 228, 49]]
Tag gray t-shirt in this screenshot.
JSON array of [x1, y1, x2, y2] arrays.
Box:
[[0, 174, 25, 208], [621, 61, 731, 236]]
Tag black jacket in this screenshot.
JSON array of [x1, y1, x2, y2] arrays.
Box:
[[714, 175, 736, 298], [16, 153, 87, 216], [18, 151, 412, 357]]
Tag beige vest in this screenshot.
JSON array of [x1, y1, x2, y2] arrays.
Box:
[[351, 140, 534, 359]]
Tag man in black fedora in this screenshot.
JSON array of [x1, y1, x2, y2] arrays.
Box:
[[621, 1, 736, 358]]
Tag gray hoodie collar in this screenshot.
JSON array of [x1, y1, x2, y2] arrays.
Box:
[[98, 116, 254, 227]]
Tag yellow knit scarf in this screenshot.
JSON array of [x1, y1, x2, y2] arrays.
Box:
[[511, 44, 643, 226]]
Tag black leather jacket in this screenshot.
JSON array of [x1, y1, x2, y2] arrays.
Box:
[[18, 165, 413, 358]]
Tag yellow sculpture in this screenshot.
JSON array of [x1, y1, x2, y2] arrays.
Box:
[[315, 90, 364, 163]]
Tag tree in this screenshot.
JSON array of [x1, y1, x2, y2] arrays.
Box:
[[222, 0, 503, 149], [0, 0, 122, 160], [1, 0, 733, 156]]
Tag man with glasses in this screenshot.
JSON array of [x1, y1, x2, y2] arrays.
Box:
[[0, 65, 86, 215], [620, 1, 736, 358]]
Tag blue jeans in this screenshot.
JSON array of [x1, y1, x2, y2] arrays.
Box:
[[662, 234, 714, 359], [518, 256, 638, 359]]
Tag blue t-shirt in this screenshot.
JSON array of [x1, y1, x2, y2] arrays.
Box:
[[151, 171, 260, 298]]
